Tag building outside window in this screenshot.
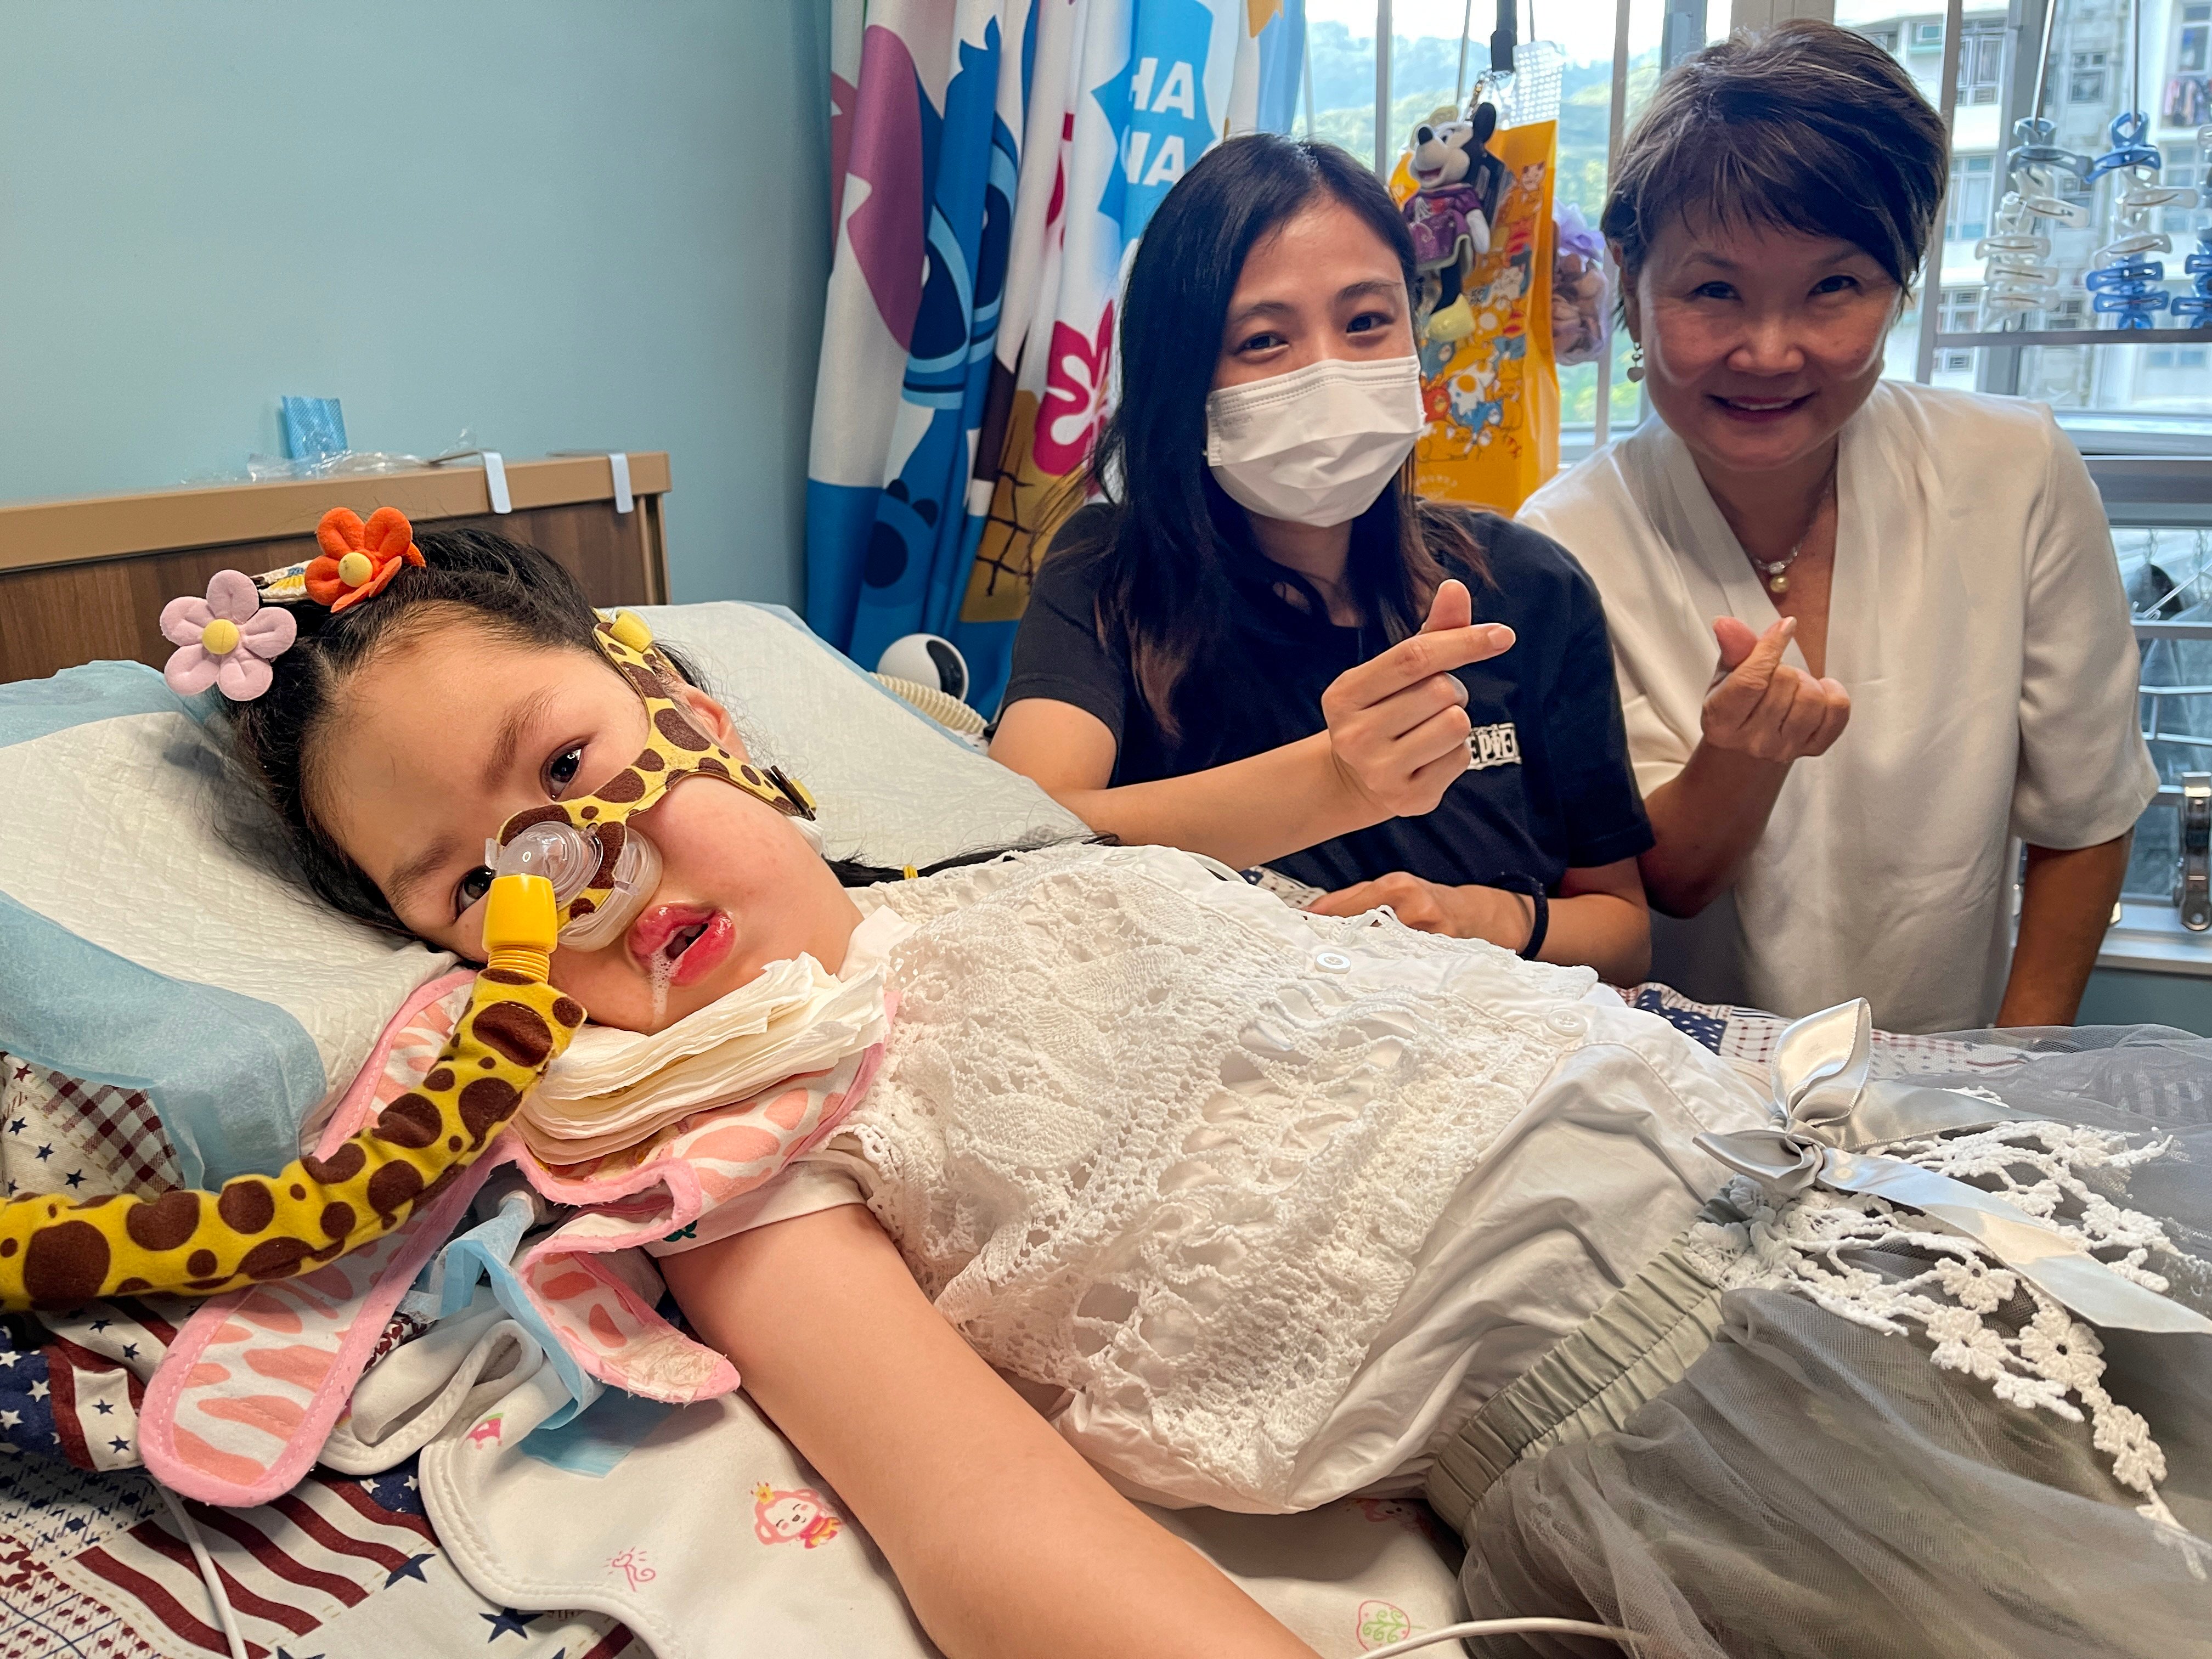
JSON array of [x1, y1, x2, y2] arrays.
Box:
[[2171, 1, 2212, 125], [2179, 1, 2211, 73], [2071, 49, 2108, 102], [1946, 155, 1996, 242], [1940, 286, 1985, 332], [1956, 16, 2005, 103]]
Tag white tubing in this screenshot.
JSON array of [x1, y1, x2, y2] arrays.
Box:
[[1362, 1616, 1649, 1654], [155, 1483, 250, 1659]]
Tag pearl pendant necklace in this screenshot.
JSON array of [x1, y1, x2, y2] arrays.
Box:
[[1747, 464, 1836, 595], [1753, 544, 1802, 594]]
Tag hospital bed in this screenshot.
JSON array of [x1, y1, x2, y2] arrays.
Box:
[[0, 464, 1477, 1657]]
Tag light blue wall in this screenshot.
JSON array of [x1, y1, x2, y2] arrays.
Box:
[[0, 1, 830, 606]]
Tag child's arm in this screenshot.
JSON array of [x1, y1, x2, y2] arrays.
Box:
[[661, 1203, 1319, 1659]]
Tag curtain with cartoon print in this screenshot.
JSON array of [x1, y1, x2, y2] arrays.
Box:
[[806, 0, 1308, 714]]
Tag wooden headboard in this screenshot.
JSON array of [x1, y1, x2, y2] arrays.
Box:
[[0, 453, 671, 684]]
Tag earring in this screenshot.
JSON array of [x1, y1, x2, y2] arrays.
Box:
[[1625, 342, 1645, 383]]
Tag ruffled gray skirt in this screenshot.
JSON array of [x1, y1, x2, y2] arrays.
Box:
[[1440, 1026, 2212, 1657]]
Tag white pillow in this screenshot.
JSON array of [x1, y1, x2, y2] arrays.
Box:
[[639, 603, 1087, 869]]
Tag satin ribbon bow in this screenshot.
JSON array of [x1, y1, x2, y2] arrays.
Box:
[[1696, 1001, 2211, 1338]]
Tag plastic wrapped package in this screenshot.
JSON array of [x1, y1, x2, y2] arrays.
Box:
[[1550, 204, 1609, 368]]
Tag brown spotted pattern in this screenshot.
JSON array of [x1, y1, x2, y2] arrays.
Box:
[[483, 620, 817, 947]]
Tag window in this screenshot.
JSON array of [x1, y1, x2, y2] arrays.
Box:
[[1946, 156, 1995, 244], [1942, 351, 1974, 371], [1912, 19, 1945, 49], [1940, 285, 1983, 334], [2114, 526, 2212, 915], [1861, 26, 1900, 52], [2048, 296, 2087, 331], [1957, 18, 2005, 104], [2180, 2, 2212, 75], [2070, 49, 2108, 103]]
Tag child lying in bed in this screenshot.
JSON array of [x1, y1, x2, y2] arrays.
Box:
[[208, 527, 2210, 1659]]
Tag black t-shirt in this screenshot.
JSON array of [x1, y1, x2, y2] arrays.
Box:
[[1002, 506, 1653, 896]]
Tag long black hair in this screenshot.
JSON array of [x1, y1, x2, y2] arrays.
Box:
[[221, 530, 1023, 942], [1065, 132, 1486, 752]]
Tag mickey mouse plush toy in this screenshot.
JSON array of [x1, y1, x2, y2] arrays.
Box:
[[1403, 102, 1509, 343]]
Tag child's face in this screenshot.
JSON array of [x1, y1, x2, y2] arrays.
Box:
[[313, 620, 860, 1033]]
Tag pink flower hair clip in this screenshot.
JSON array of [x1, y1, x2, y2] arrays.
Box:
[[159, 570, 297, 701]]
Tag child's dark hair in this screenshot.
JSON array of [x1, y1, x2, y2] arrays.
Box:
[[222, 527, 1034, 943]]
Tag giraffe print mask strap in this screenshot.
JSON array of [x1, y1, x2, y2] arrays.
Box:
[[490, 613, 817, 942]]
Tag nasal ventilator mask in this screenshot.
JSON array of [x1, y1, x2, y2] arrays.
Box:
[[1204, 354, 1424, 527], [487, 610, 820, 952]]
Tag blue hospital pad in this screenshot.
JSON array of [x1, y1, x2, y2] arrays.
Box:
[[0, 898, 329, 1187], [423, 1188, 602, 1430], [518, 1386, 678, 1478]]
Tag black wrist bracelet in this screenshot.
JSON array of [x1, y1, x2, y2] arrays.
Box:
[[1516, 888, 1550, 961]]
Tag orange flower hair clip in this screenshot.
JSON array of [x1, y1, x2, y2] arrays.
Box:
[[307, 506, 424, 612]]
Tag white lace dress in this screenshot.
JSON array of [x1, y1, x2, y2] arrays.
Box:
[[700, 842, 1770, 1512]]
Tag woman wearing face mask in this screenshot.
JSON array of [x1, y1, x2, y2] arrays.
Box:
[[990, 134, 1655, 985], [1518, 22, 2158, 1032]]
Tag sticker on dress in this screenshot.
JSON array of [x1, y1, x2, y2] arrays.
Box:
[[609, 1547, 657, 1590], [468, 1413, 504, 1447], [753, 1483, 843, 1548]]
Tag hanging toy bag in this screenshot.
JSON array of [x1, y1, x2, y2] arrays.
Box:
[[1391, 105, 1559, 515]]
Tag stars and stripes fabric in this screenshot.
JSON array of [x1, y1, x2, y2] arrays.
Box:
[[0, 1444, 643, 1658], [0, 1062, 178, 1206], [806, 0, 1308, 714]]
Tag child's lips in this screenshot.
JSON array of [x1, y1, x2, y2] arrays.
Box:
[[668, 913, 735, 987], [627, 904, 734, 986]]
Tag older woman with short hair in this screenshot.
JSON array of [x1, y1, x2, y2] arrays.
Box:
[[1521, 20, 2158, 1032]]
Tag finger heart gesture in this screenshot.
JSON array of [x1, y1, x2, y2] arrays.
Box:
[[1701, 615, 1851, 764]]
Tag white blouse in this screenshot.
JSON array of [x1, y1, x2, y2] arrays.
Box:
[[1519, 380, 2158, 1032]]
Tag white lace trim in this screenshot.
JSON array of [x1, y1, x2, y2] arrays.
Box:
[[842, 843, 1593, 1508], [1681, 1118, 2203, 1547]]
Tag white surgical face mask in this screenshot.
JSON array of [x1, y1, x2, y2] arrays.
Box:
[[1204, 355, 1424, 528]]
